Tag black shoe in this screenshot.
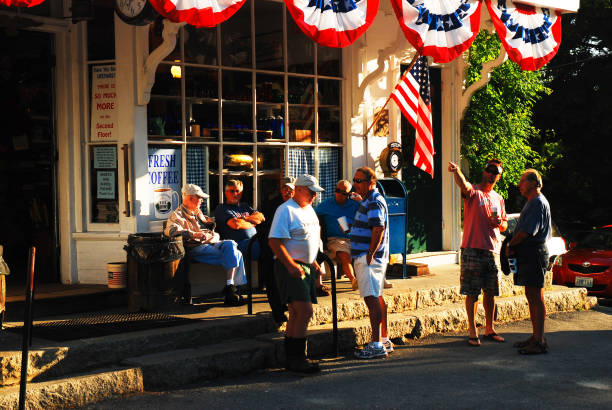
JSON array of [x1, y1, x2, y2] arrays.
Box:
[[286, 356, 320, 373], [223, 285, 244, 306]]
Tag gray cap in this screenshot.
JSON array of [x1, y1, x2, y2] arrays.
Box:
[[181, 184, 209, 198], [295, 174, 324, 192], [280, 176, 296, 189]]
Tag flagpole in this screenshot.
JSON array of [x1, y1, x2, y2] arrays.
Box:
[[363, 51, 422, 139]]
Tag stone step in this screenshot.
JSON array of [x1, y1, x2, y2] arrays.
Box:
[[122, 339, 273, 390], [101, 287, 595, 391], [0, 366, 142, 410]]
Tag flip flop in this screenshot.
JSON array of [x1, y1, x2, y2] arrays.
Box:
[[483, 332, 506, 343], [467, 337, 481, 347]]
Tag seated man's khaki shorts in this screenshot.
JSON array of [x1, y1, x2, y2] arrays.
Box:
[[326, 237, 351, 259]]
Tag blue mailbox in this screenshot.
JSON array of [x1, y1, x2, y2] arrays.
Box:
[[376, 178, 409, 278]]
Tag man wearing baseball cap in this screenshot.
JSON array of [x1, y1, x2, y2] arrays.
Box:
[[268, 174, 324, 373], [164, 184, 247, 306]]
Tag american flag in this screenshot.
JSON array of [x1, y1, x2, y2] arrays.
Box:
[[390, 56, 434, 178]]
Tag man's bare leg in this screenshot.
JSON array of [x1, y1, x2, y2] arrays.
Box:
[[364, 296, 382, 343], [465, 295, 480, 344]]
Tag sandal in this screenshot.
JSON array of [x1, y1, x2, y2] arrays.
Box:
[[518, 340, 548, 355], [467, 337, 481, 347], [316, 285, 330, 297], [483, 332, 505, 343]]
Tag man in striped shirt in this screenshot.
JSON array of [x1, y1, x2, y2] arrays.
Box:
[[350, 167, 392, 359]]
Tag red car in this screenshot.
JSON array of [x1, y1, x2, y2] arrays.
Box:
[[553, 225, 612, 297]]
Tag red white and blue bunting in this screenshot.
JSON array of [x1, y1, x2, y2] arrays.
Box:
[[284, 0, 379, 48], [389, 0, 482, 64], [148, 0, 247, 28], [485, 0, 562, 71], [0, 0, 45, 6]]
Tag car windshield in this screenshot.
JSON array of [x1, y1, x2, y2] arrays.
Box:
[[579, 229, 612, 249]]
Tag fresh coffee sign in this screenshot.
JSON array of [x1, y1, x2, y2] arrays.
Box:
[[148, 148, 181, 220]]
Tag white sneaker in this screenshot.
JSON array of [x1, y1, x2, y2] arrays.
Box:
[[383, 339, 394, 353], [354, 343, 388, 359]]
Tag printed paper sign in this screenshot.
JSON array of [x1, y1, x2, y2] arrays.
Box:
[[91, 65, 117, 141], [148, 147, 182, 220], [93, 146, 117, 169], [97, 171, 116, 199]]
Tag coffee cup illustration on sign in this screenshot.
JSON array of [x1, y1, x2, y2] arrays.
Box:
[[154, 188, 179, 219]]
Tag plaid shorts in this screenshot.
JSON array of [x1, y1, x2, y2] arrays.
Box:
[[460, 248, 500, 297]]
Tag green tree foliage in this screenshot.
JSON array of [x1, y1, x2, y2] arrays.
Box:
[[461, 31, 553, 207], [534, 0, 612, 232]]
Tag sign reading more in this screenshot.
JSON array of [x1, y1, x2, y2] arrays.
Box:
[[91, 65, 118, 141]]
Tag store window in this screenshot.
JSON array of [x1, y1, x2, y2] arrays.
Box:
[[147, 0, 343, 216]]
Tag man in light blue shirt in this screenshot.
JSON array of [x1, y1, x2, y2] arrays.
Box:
[[315, 179, 360, 289]]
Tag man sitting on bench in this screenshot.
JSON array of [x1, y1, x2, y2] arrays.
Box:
[[164, 184, 246, 306]]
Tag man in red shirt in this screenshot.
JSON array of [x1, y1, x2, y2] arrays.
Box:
[[448, 159, 508, 346]]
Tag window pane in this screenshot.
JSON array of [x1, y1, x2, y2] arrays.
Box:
[[287, 11, 314, 74], [222, 146, 254, 205], [186, 67, 218, 99], [288, 147, 314, 177], [318, 147, 341, 202], [318, 44, 341, 77], [257, 146, 284, 208], [257, 105, 284, 141], [318, 108, 340, 143], [222, 70, 252, 101], [318, 79, 340, 106], [222, 102, 252, 142], [189, 102, 219, 140], [184, 26, 217, 65], [288, 77, 314, 105], [87, 1, 115, 61], [151, 64, 181, 96], [255, 0, 283, 71], [221, 4, 252, 68], [289, 107, 314, 143], [256, 73, 283, 104], [147, 98, 182, 139]]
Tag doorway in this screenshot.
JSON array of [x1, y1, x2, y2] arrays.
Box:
[[0, 29, 59, 284]]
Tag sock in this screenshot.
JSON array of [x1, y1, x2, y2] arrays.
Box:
[[373, 341, 384, 349], [381, 337, 390, 343], [226, 279, 234, 286]]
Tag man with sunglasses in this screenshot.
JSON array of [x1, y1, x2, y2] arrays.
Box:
[[315, 180, 361, 290], [448, 159, 508, 347], [350, 167, 392, 359]]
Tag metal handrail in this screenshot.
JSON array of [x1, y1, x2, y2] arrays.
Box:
[[245, 234, 259, 315], [317, 251, 339, 358]]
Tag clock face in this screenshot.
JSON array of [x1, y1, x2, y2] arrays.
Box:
[[115, 0, 157, 25], [117, 0, 147, 18], [390, 154, 399, 168]]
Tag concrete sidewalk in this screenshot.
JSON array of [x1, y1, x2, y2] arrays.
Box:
[[0, 263, 598, 409]]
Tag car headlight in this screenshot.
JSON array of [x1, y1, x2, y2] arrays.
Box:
[[555, 255, 563, 266]]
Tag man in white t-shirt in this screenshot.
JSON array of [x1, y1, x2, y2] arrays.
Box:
[[268, 174, 324, 373]]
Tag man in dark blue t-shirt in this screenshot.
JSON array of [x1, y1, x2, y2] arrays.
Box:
[[506, 169, 551, 355], [215, 179, 265, 257]]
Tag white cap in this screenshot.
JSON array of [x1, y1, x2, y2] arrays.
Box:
[[181, 184, 209, 198], [280, 176, 296, 189], [294, 174, 324, 192]]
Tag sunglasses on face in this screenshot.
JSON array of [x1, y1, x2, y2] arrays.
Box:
[[334, 189, 350, 196], [226, 189, 242, 193], [353, 178, 369, 184]]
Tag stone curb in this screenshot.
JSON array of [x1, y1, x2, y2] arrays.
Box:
[[0, 367, 143, 410]]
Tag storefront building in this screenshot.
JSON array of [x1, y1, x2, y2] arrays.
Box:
[[0, 0, 494, 285]]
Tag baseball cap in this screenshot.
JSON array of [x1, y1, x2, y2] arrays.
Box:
[[294, 174, 324, 192], [280, 176, 296, 189], [181, 184, 209, 198]]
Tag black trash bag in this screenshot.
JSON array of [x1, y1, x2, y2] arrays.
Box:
[[124, 233, 185, 264]]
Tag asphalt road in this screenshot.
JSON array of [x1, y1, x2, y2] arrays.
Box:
[[84, 307, 612, 410]]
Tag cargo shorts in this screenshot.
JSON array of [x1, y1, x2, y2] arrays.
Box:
[[460, 248, 500, 297]]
